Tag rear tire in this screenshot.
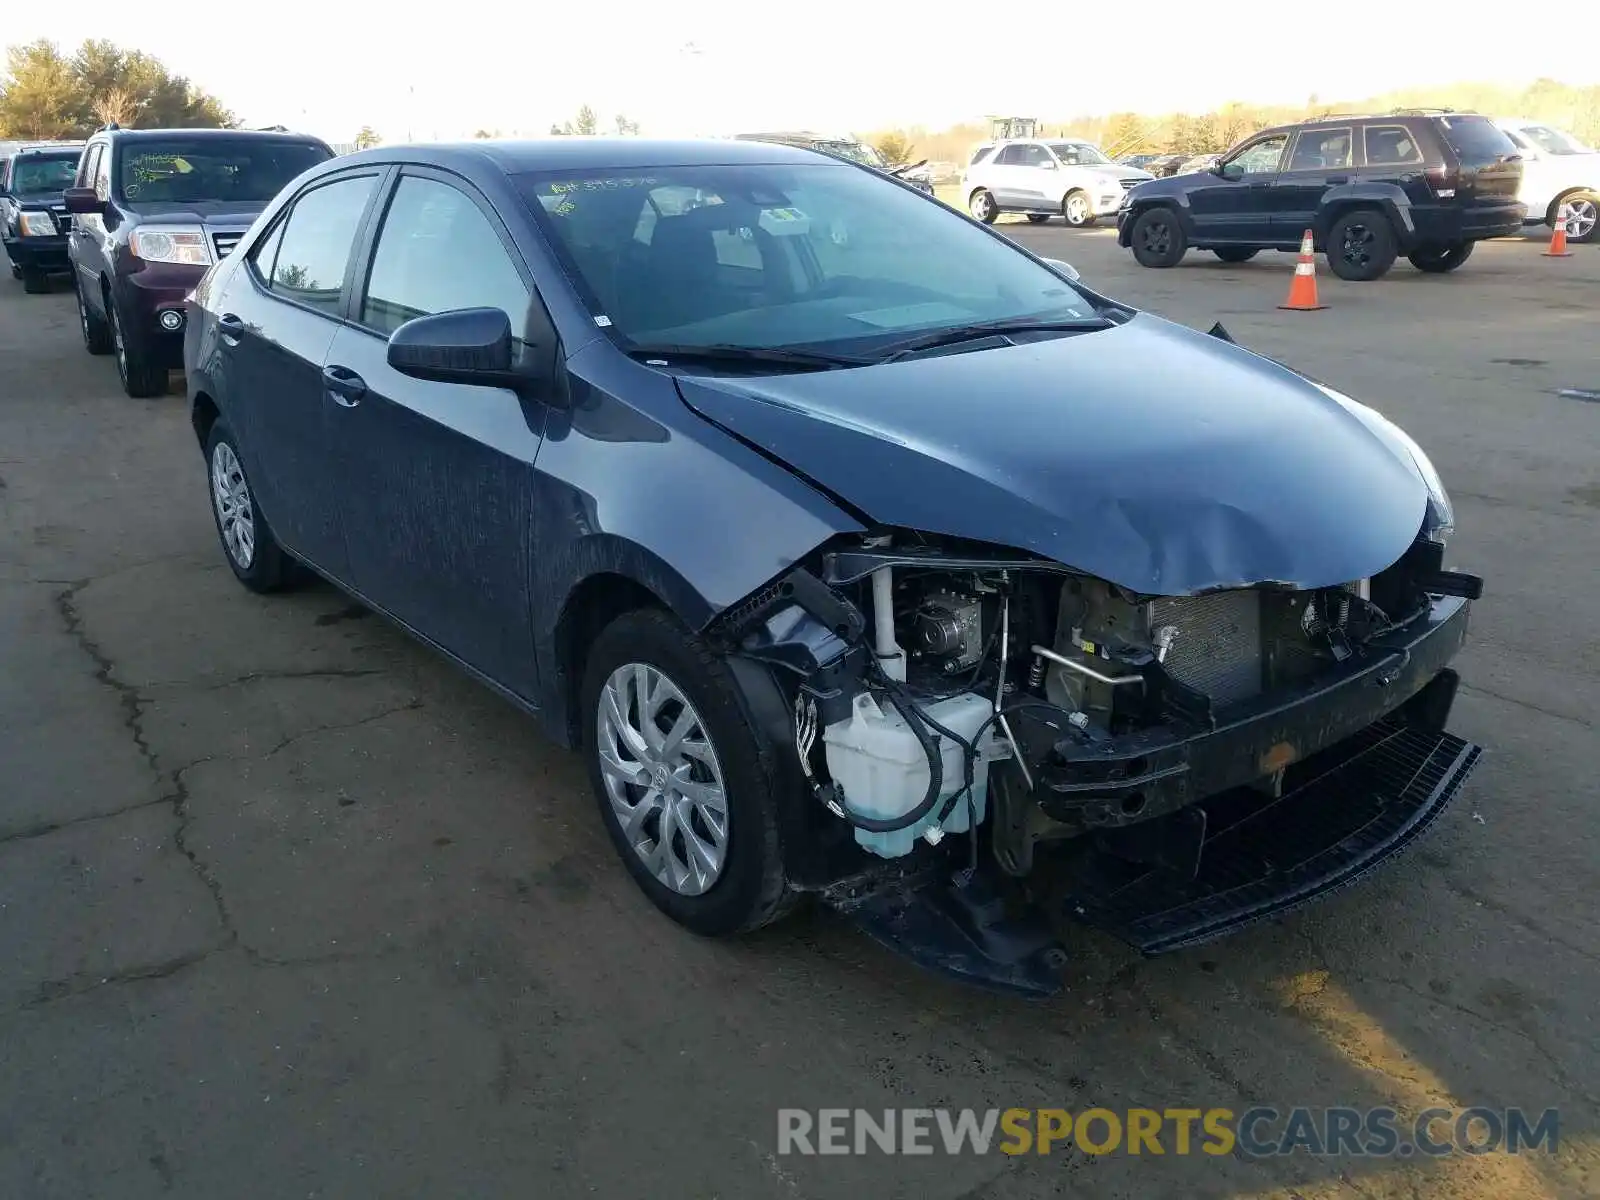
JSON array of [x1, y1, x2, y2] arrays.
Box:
[[580, 608, 797, 937], [1407, 241, 1474, 273], [205, 421, 294, 593], [21, 267, 49, 294], [109, 293, 168, 398], [77, 278, 113, 355], [1552, 190, 1598, 243], [1026, 214, 1051, 224], [1213, 247, 1260, 263], [1128, 206, 1187, 268], [969, 189, 998, 224], [1326, 208, 1398, 281]]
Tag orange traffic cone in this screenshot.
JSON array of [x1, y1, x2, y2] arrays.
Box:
[[1278, 229, 1326, 311], [1543, 204, 1573, 258]]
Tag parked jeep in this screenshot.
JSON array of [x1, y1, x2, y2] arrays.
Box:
[[1117, 111, 1525, 280], [66, 124, 333, 397], [1, 143, 85, 293]]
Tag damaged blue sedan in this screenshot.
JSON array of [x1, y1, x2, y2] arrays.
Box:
[[184, 137, 1483, 993]]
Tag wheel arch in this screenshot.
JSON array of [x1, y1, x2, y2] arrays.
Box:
[[191, 389, 221, 449], [538, 536, 720, 750], [1316, 186, 1413, 247]]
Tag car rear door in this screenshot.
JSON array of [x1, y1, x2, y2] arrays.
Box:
[[212, 169, 386, 581], [1269, 125, 1353, 239], [324, 168, 551, 695], [984, 144, 1032, 208]]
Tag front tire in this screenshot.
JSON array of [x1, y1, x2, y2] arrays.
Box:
[[1407, 241, 1474, 273], [1128, 206, 1188, 267], [968, 188, 998, 224], [1213, 246, 1260, 263], [205, 422, 293, 593], [21, 267, 49, 294], [109, 294, 168, 398], [1326, 208, 1398, 281], [581, 609, 796, 937], [1062, 190, 1096, 227], [1026, 214, 1051, 224]]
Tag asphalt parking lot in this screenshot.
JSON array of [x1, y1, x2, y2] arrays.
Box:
[[2, 228, 1598, 1200]]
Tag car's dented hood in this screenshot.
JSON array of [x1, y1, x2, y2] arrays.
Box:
[[675, 315, 1429, 595]]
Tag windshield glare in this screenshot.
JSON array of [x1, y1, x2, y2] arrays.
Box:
[[520, 163, 1099, 354], [1516, 124, 1593, 156], [10, 154, 79, 195], [1049, 142, 1111, 165], [116, 140, 331, 204]]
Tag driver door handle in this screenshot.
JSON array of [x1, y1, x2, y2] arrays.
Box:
[[323, 364, 366, 407]]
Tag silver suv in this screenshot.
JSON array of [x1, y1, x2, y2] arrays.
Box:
[[962, 139, 1152, 226]]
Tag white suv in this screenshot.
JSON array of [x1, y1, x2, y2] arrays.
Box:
[[1493, 117, 1599, 244], [962, 139, 1153, 227]]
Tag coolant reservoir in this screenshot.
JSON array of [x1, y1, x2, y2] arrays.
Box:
[[822, 691, 1001, 859]]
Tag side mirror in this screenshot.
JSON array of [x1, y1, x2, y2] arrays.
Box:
[[1042, 257, 1081, 282], [387, 307, 521, 388], [1217, 162, 1245, 181], [1037, 158, 1057, 169], [64, 187, 102, 214]]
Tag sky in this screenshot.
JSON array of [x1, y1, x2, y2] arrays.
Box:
[[10, 2, 1599, 144]]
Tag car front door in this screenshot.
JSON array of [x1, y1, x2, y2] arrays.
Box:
[[1188, 133, 1287, 242], [68, 143, 107, 307], [1269, 126, 1354, 239], [324, 169, 551, 696], [215, 169, 386, 578]]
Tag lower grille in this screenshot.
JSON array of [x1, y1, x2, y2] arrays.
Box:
[[1150, 591, 1262, 703]]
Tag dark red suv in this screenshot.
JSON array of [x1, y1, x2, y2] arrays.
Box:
[[66, 125, 333, 397]]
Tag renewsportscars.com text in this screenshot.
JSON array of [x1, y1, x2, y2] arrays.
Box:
[[777, 1106, 1559, 1158]]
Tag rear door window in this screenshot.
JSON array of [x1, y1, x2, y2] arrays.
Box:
[[1286, 128, 1353, 171], [1435, 115, 1518, 166], [264, 175, 377, 314]]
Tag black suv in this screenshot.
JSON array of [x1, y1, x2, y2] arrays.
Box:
[[1117, 111, 1525, 280], [65, 125, 333, 397], [1, 143, 85, 293]]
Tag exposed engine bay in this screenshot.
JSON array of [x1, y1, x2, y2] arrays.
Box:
[[720, 527, 1484, 993]]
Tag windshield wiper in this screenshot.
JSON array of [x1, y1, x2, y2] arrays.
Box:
[[874, 316, 1116, 363], [626, 343, 870, 371]]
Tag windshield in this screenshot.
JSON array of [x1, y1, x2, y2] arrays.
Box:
[[519, 162, 1100, 356], [115, 139, 332, 204], [9, 153, 79, 196], [1049, 142, 1111, 166], [1514, 124, 1594, 156]]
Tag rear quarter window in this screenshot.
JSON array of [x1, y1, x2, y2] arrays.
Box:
[[1434, 116, 1518, 166]]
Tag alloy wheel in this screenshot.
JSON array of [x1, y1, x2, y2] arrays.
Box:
[[596, 662, 729, 897], [210, 442, 256, 569], [1139, 219, 1172, 255], [1066, 194, 1090, 224], [1564, 198, 1597, 240], [1340, 223, 1376, 270]]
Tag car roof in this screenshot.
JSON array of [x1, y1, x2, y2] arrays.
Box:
[[340, 137, 834, 172], [99, 126, 328, 145]]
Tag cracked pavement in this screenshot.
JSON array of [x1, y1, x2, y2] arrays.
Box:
[[3, 232, 1599, 1199]]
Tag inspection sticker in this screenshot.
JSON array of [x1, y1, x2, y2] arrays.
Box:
[[759, 207, 811, 236]]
